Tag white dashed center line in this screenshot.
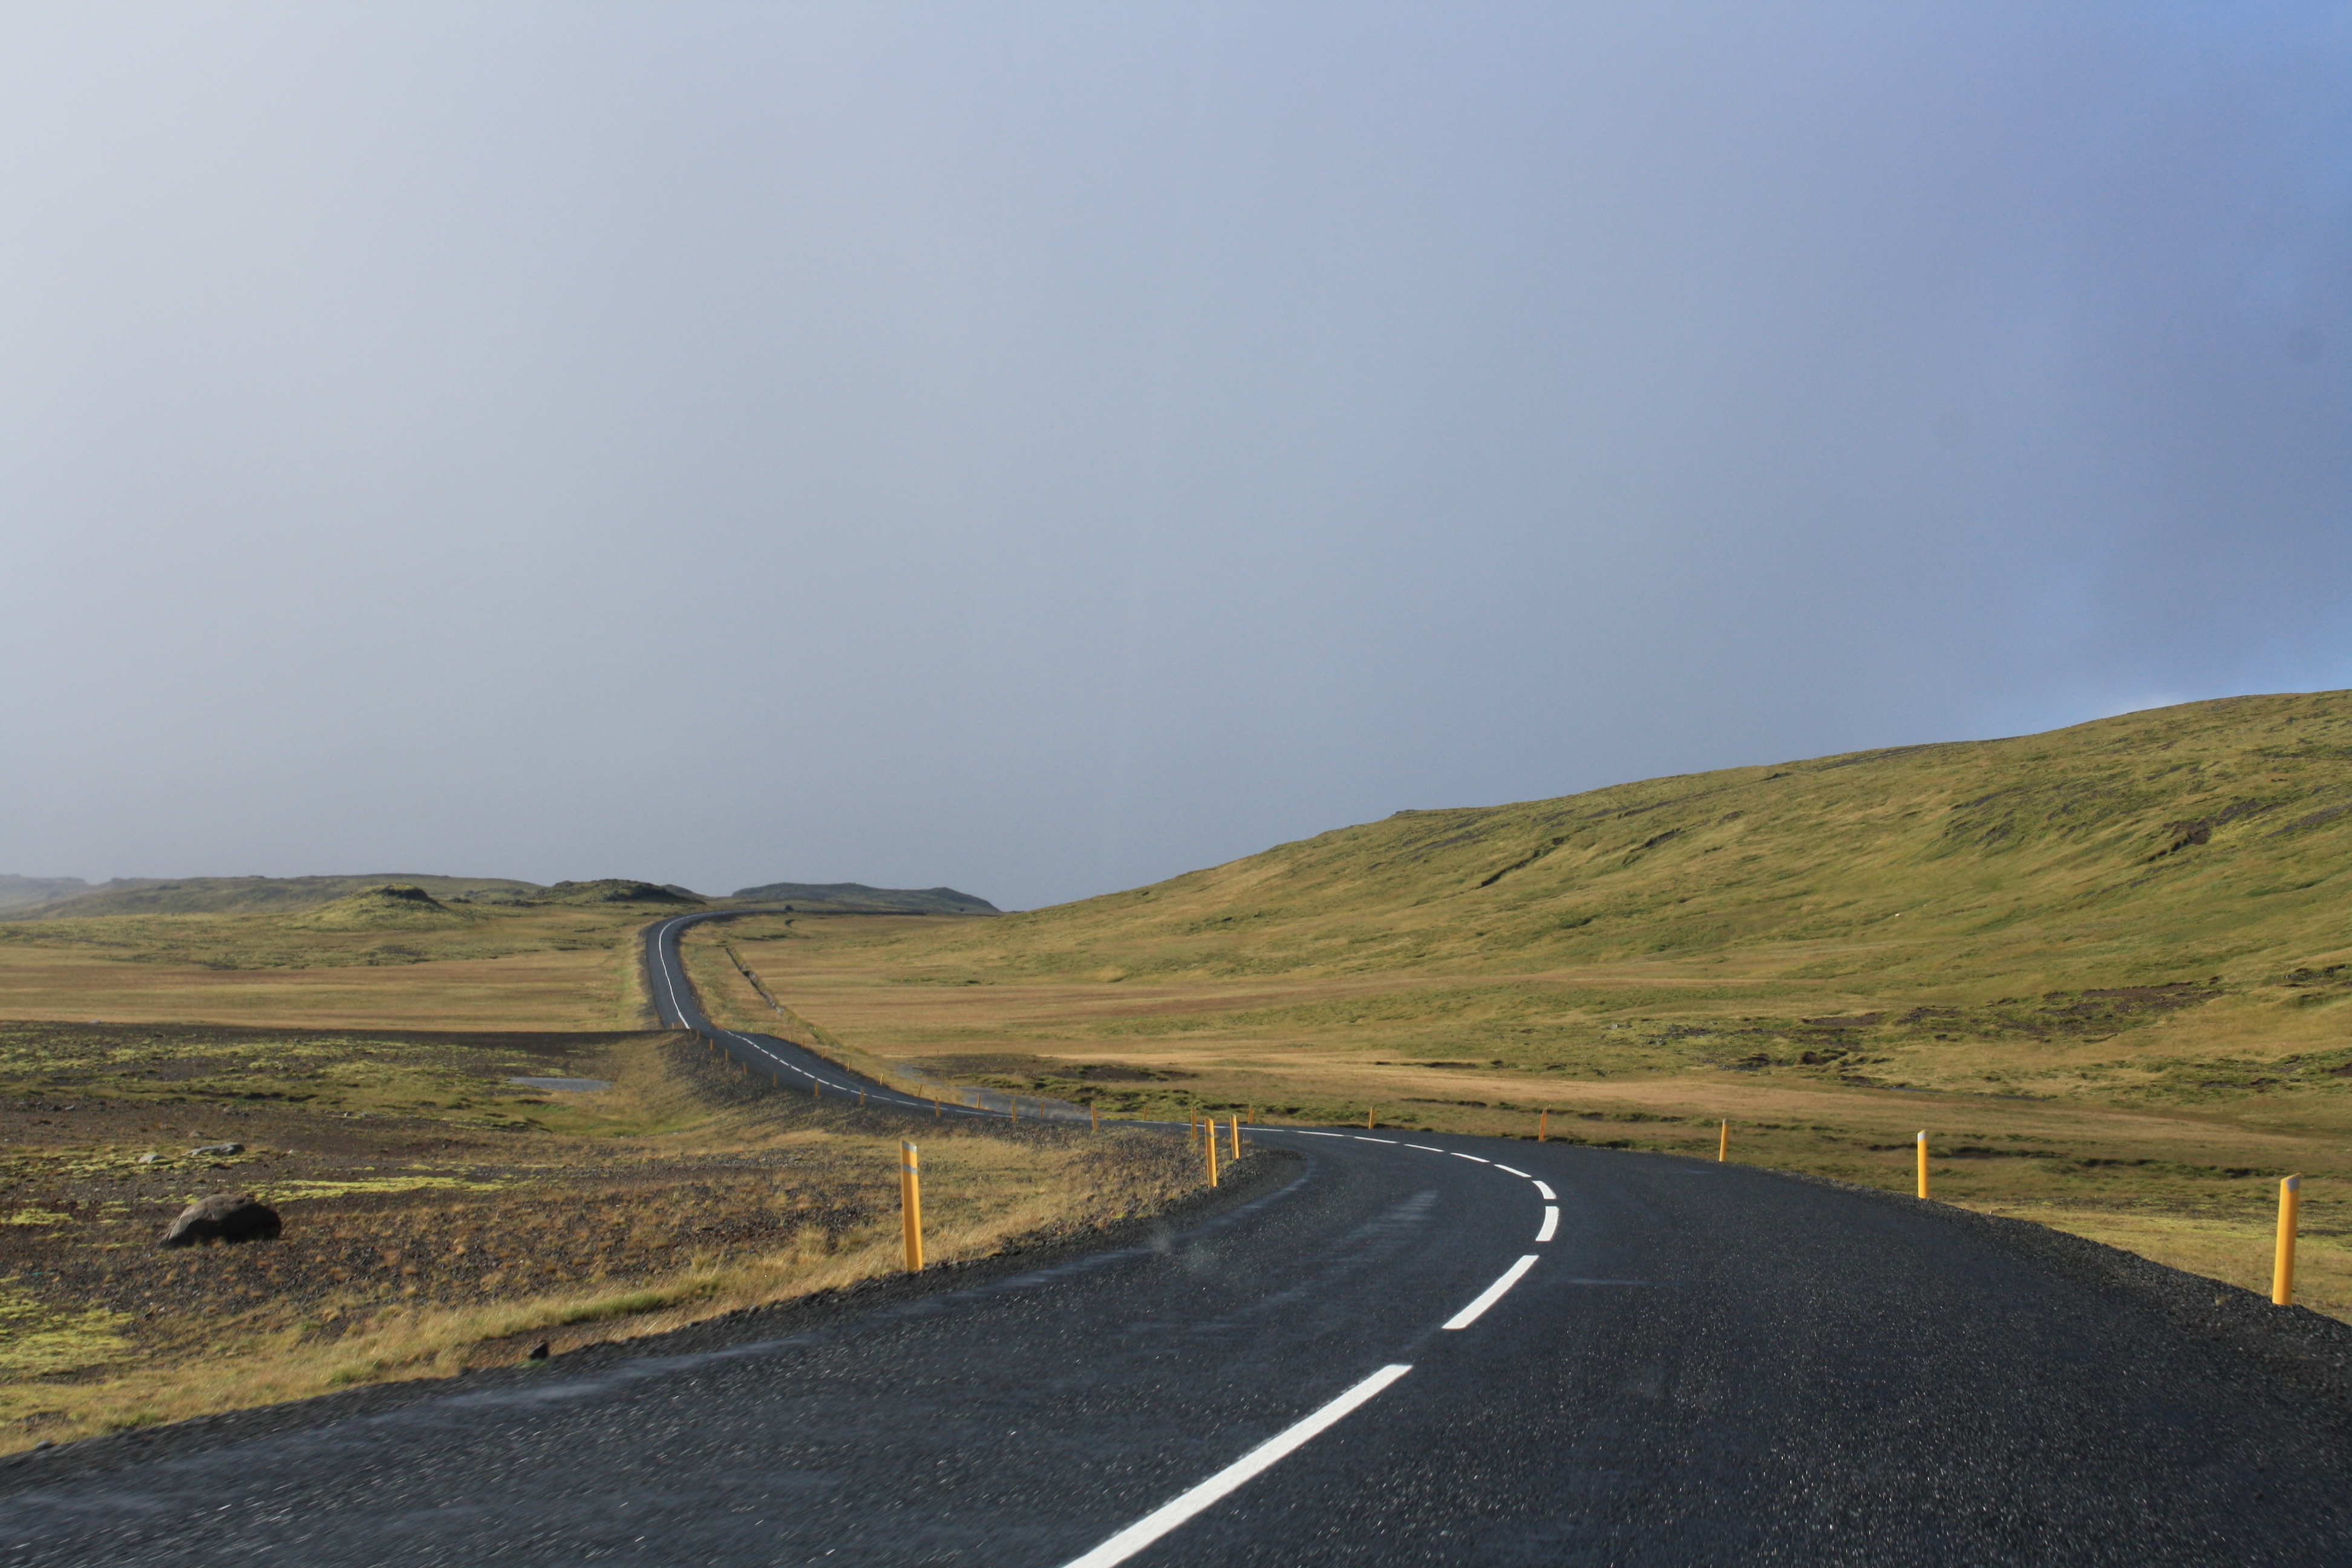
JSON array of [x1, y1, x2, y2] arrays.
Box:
[[1450, 1153, 1489, 1164], [1057, 1364, 1415, 1568], [1536, 1206, 1558, 1243], [1533, 1180, 1557, 1201], [1405, 1144, 1443, 1152], [1493, 1165, 1530, 1178], [1443, 1255, 1540, 1330]]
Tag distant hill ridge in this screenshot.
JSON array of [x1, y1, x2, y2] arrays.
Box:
[[0, 874, 542, 920], [0, 872, 995, 920], [0, 875, 102, 912], [730, 881, 999, 915]]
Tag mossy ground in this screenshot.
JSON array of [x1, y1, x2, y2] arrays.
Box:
[[0, 1019, 1203, 1452]]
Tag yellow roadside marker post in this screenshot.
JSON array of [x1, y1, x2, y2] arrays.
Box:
[[1538, 1110, 1549, 1143], [900, 1141, 924, 1272], [1718, 1121, 1728, 1163], [1011, 1097, 1019, 1123], [813, 1080, 820, 1100], [934, 1097, 941, 1120], [1367, 1107, 1376, 1130], [2275, 1175, 2302, 1305], [1206, 1119, 1220, 1187], [1090, 1104, 1099, 1132], [1916, 1132, 1930, 1199], [859, 1088, 866, 1108], [1229, 1116, 1241, 1161]]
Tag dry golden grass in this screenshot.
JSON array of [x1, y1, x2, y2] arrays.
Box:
[[0, 1013, 1207, 1452], [0, 906, 654, 1030]]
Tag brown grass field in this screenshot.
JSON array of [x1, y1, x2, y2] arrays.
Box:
[[0, 904, 654, 1031], [0, 906, 1215, 1452]]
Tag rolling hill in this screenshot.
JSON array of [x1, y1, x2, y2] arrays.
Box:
[[877, 690, 2351, 993], [729, 882, 998, 915]]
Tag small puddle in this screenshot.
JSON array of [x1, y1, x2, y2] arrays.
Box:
[[508, 1076, 612, 1093]]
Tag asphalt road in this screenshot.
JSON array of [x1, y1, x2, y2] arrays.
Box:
[[644, 910, 951, 1109], [7, 928, 2352, 1563], [644, 912, 1077, 1123]]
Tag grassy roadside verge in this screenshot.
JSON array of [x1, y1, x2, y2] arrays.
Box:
[[0, 1015, 1205, 1452], [713, 911, 2352, 1324]]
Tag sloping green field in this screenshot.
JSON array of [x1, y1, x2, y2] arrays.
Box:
[[872, 690, 2352, 993]]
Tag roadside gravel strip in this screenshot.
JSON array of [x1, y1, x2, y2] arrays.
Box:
[[10, 935, 2352, 1561]]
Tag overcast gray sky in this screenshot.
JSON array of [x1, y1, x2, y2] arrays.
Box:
[[4, 3, 2347, 909]]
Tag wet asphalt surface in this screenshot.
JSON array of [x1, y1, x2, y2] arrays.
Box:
[[5, 921, 2351, 1564]]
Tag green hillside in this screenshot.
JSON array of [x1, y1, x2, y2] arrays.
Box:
[[911, 691, 2351, 992], [281, 883, 479, 931], [730, 881, 998, 915]]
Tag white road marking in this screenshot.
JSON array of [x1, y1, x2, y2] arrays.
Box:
[[654, 919, 693, 1025], [1536, 1206, 1558, 1243], [1290, 1131, 1346, 1138], [1057, 1364, 1414, 1568], [656, 920, 957, 1111], [1443, 1255, 1539, 1330], [1493, 1165, 1530, 1177], [1533, 1180, 1557, 1201], [1450, 1153, 1489, 1163], [1353, 1137, 1399, 1144], [1405, 1144, 1443, 1152]]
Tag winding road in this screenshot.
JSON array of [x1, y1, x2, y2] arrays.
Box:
[[7, 920, 2352, 1563]]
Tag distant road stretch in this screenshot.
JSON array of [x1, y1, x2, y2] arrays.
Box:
[[6, 918, 2351, 1563]]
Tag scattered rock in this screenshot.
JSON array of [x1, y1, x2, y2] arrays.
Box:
[[188, 1142, 243, 1158], [159, 1193, 282, 1247], [526, 1342, 550, 1362], [136, 1152, 162, 1165]]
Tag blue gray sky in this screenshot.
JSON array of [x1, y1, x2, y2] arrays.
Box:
[[5, 4, 2348, 909]]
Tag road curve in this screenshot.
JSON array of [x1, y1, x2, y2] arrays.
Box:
[[7, 946, 2352, 1562], [645, 910, 932, 1106], [645, 911, 1077, 1123]]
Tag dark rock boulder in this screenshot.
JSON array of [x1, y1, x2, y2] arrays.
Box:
[[160, 1193, 281, 1247]]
